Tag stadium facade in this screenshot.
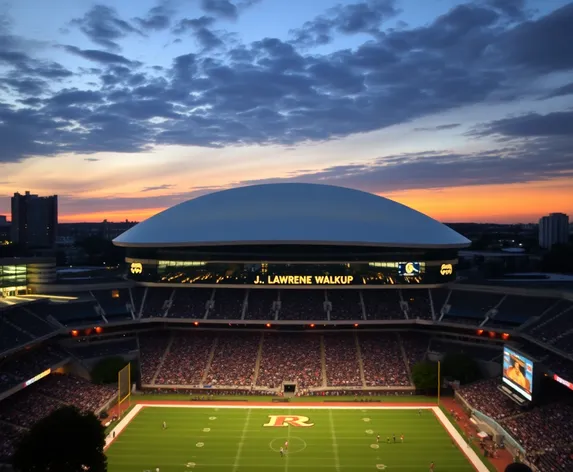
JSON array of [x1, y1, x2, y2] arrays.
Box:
[[114, 183, 470, 287]]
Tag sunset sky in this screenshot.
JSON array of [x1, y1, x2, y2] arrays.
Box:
[[1, 0, 572, 223]]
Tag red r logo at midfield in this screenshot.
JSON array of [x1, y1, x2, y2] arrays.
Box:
[[263, 415, 314, 427]]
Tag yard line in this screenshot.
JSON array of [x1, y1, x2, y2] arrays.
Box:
[[328, 408, 341, 472], [285, 408, 292, 472], [231, 408, 252, 472]]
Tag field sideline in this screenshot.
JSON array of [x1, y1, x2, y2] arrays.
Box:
[[105, 402, 490, 472]]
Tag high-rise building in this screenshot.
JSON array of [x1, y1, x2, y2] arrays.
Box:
[[11, 191, 58, 249], [539, 213, 569, 249]]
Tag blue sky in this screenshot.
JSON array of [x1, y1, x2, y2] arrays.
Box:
[[0, 0, 572, 223]]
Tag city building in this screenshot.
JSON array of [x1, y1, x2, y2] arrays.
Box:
[[539, 213, 570, 249], [0, 216, 9, 243], [11, 192, 58, 249], [0, 257, 56, 297]]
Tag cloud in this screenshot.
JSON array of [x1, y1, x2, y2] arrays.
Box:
[[200, 0, 239, 20], [542, 82, 573, 100], [413, 123, 461, 132], [470, 111, 573, 138], [135, 2, 174, 31], [291, 0, 400, 47], [70, 5, 143, 51], [62, 45, 135, 65], [141, 184, 174, 192], [84, 158, 99, 162], [1, 1, 573, 165]]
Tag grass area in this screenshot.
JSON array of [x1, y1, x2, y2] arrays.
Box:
[[106, 406, 477, 472], [134, 393, 436, 403]]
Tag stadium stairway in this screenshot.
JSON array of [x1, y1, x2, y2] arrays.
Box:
[[398, 334, 414, 385], [354, 331, 367, 387], [200, 337, 219, 385], [250, 334, 264, 387], [151, 332, 174, 384], [320, 336, 328, 387]]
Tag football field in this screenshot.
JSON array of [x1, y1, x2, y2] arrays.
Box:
[[105, 404, 486, 472]]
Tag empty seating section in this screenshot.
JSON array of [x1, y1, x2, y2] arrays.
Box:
[[141, 288, 173, 317], [402, 289, 432, 320], [527, 301, 573, 348], [362, 290, 401, 320], [138, 332, 170, 384], [92, 289, 132, 319], [0, 345, 68, 392], [244, 290, 277, 320], [130, 287, 146, 316], [68, 338, 138, 359], [204, 333, 259, 386], [2, 306, 57, 338], [155, 332, 215, 385], [430, 340, 500, 361], [0, 423, 20, 463], [495, 295, 556, 324], [328, 290, 363, 320], [443, 290, 502, 323], [279, 290, 326, 320], [50, 301, 102, 325], [324, 334, 362, 386], [430, 288, 448, 314], [0, 317, 32, 353], [257, 334, 322, 388], [209, 289, 245, 319], [360, 333, 410, 386], [168, 288, 210, 318]]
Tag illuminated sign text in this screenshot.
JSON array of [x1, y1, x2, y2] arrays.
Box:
[[24, 368, 51, 387], [254, 275, 354, 285], [130, 262, 143, 274]]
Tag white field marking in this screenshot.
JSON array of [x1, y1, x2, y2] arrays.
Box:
[[137, 404, 434, 410], [104, 404, 144, 450], [203, 428, 211, 432], [365, 429, 373, 434], [269, 436, 307, 455], [328, 408, 341, 472], [362, 417, 371, 422], [432, 406, 489, 472], [285, 408, 292, 472], [231, 408, 252, 472], [370, 444, 379, 449], [196, 442, 204, 448], [209, 416, 217, 420]]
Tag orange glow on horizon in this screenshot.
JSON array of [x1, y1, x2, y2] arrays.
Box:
[[17, 177, 573, 224]]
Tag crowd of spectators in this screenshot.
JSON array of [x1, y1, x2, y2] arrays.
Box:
[[0, 345, 68, 393], [68, 337, 137, 359], [138, 332, 170, 384], [257, 333, 323, 388], [324, 334, 362, 386], [456, 377, 522, 421], [154, 332, 215, 385], [400, 333, 429, 371], [0, 373, 115, 463], [141, 288, 172, 318], [360, 333, 410, 386], [204, 333, 260, 386]]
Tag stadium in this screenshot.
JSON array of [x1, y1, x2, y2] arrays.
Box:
[[1, 183, 572, 472]]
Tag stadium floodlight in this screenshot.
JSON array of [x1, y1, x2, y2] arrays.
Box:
[[118, 363, 131, 417]]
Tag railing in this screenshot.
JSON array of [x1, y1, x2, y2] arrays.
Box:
[[472, 409, 525, 456]]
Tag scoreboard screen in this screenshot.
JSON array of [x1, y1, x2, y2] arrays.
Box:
[[503, 346, 534, 401]]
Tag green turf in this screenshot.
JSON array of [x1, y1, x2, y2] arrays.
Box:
[[106, 406, 476, 472]]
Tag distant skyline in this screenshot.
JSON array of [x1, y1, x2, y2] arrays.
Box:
[[1, 0, 572, 224]]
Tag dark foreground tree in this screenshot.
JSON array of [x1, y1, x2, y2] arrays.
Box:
[[411, 361, 439, 394], [12, 405, 107, 472]]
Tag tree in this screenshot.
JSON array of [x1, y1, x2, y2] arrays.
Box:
[[12, 405, 107, 472], [441, 353, 482, 385], [411, 361, 439, 394]]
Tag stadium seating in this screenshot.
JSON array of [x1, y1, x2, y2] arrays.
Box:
[[168, 288, 211, 319], [203, 333, 259, 386], [441, 290, 503, 324], [68, 337, 138, 359], [429, 340, 501, 361], [456, 377, 522, 421], [360, 333, 410, 386], [402, 289, 433, 320], [494, 295, 557, 325], [141, 288, 173, 318], [279, 290, 327, 320], [327, 290, 364, 320], [324, 334, 362, 386], [362, 290, 402, 320], [256, 333, 322, 389], [208, 289, 246, 320], [243, 289, 277, 320], [138, 332, 170, 384], [91, 289, 133, 320], [400, 332, 430, 370]]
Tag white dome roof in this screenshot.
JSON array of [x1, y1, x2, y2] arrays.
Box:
[[113, 183, 470, 248]]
